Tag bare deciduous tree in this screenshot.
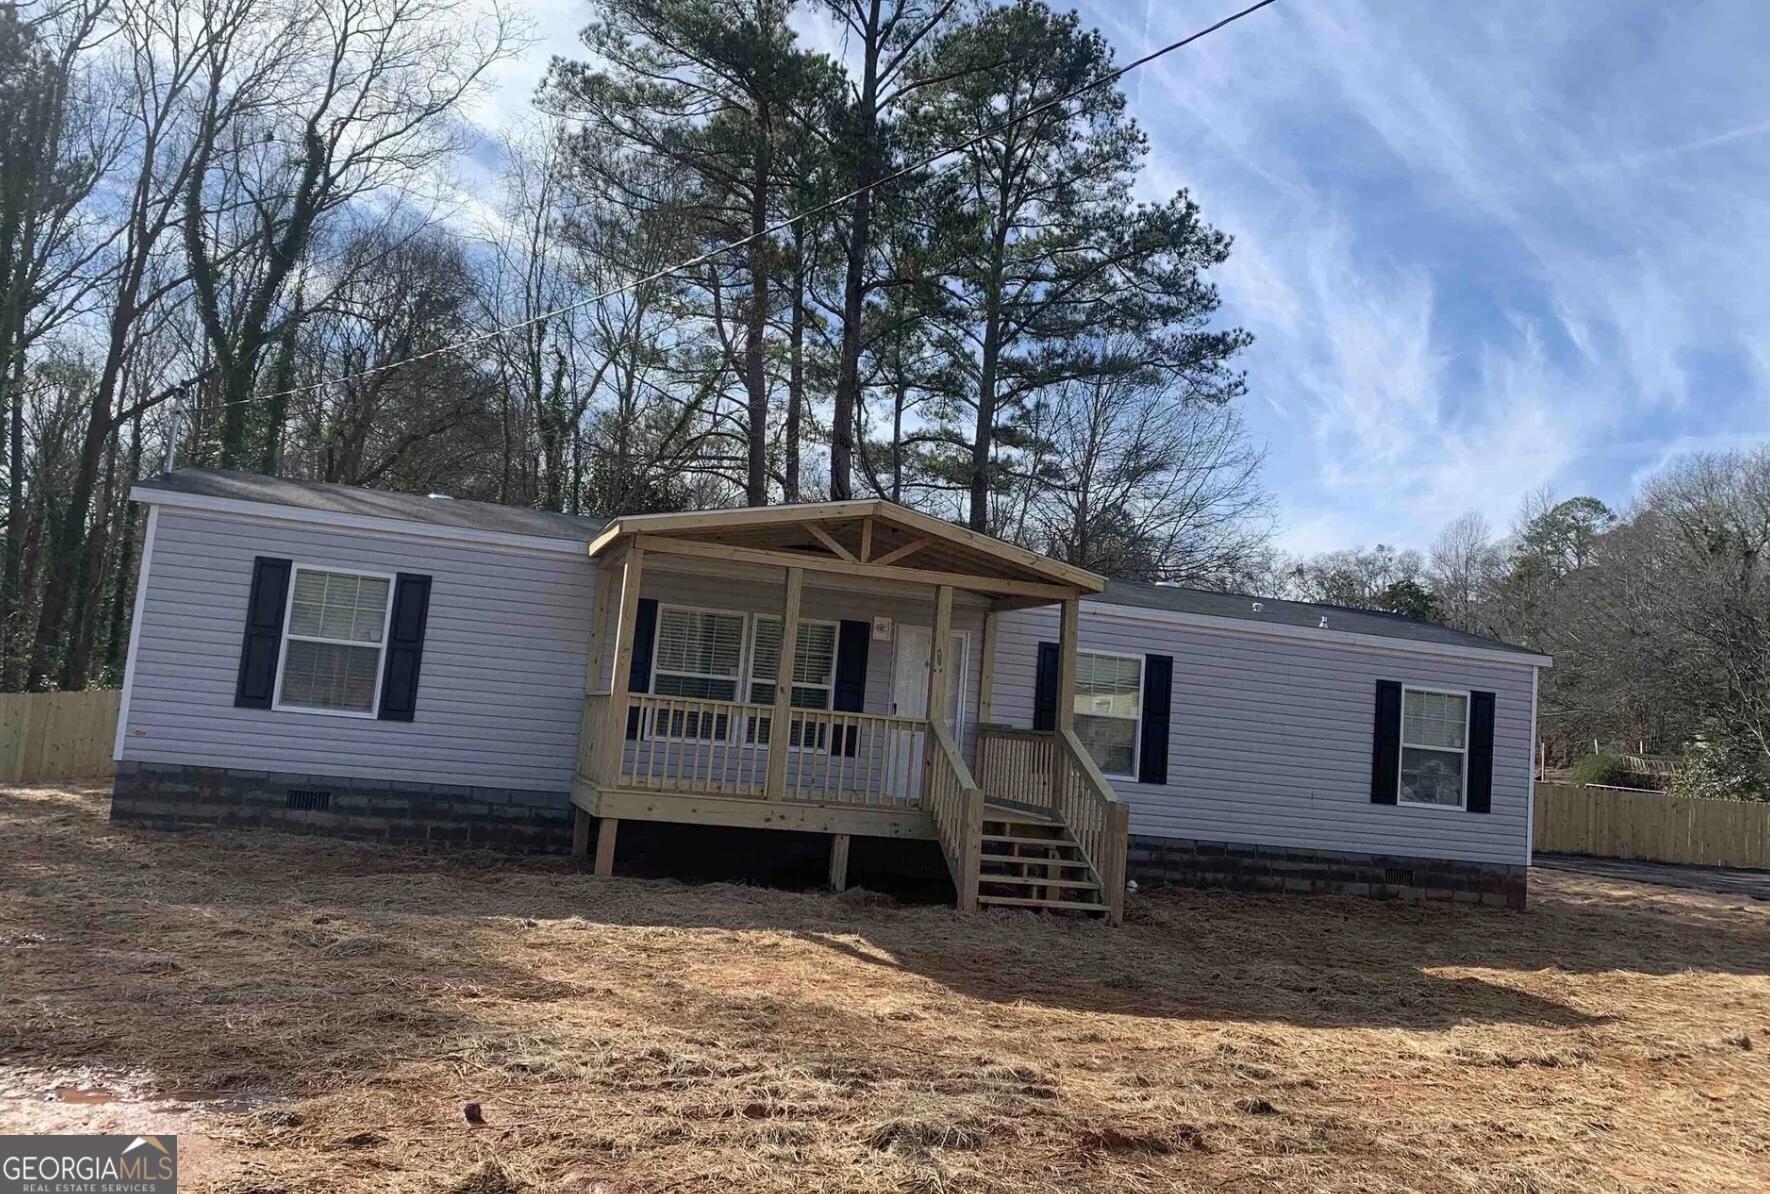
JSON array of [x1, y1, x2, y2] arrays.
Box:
[[1015, 340, 1270, 587]]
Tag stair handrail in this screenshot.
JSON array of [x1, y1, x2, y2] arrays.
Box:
[[1052, 727, 1130, 925], [925, 721, 983, 912]]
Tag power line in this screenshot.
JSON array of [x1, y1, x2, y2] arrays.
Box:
[[223, 0, 1280, 411]]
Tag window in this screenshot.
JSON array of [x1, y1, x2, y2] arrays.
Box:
[[276, 567, 392, 716], [651, 605, 745, 739], [1073, 651, 1142, 777], [747, 616, 838, 747], [1399, 687, 1469, 807]]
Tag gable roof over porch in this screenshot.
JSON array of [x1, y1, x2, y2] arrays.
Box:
[[587, 499, 1106, 603]]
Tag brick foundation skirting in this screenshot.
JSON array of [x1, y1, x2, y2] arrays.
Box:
[[110, 762, 573, 853], [1127, 834, 1527, 910]]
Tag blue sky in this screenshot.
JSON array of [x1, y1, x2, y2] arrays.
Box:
[[470, 0, 1770, 554]]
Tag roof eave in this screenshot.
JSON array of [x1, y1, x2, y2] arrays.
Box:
[[588, 500, 1106, 594]]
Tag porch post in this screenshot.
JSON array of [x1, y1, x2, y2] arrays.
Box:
[[927, 585, 953, 727], [577, 559, 614, 785], [764, 565, 803, 801], [977, 609, 998, 724], [828, 833, 851, 891], [1056, 596, 1079, 732], [586, 559, 613, 694], [593, 816, 619, 877], [599, 547, 645, 790]]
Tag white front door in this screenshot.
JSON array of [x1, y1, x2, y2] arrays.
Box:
[[893, 627, 933, 720], [892, 627, 968, 732], [890, 626, 970, 803]]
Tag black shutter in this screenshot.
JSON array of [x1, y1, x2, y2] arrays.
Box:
[[1371, 680, 1402, 804], [1138, 654, 1172, 785], [1033, 641, 1059, 732], [831, 620, 869, 757], [377, 573, 432, 722], [1467, 690, 1495, 813], [626, 597, 658, 739], [234, 557, 292, 709]]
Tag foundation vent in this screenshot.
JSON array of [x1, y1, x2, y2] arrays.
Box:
[[1384, 867, 1412, 886], [286, 788, 332, 812]]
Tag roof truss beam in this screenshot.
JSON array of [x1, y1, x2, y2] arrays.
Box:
[[803, 521, 856, 562], [871, 536, 930, 567]]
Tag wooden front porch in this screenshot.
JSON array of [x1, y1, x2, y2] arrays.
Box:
[[567, 501, 1130, 922]]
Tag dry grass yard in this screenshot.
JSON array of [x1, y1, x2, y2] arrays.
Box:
[[3, 783, 1769, 1193]]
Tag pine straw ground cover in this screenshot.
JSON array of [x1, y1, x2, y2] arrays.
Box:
[[2, 784, 1769, 1193]]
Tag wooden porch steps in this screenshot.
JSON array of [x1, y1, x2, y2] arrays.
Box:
[[981, 832, 1085, 848], [977, 806, 1110, 917], [983, 802, 1062, 824], [989, 854, 1093, 873], [974, 894, 1109, 913], [978, 873, 1100, 891]]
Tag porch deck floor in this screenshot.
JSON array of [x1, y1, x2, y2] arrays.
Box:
[[572, 778, 940, 841]]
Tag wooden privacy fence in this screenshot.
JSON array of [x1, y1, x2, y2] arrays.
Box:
[[1534, 782, 1770, 870], [0, 689, 120, 784]]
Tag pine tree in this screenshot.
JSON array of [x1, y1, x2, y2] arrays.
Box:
[[908, 0, 1250, 531]]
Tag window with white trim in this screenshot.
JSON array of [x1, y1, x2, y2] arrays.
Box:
[[277, 567, 392, 715], [747, 616, 838, 747], [651, 605, 745, 739], [1399, 687, 1468, 807], [1073, 651, 1142, 777]]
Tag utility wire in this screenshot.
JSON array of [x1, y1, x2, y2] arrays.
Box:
[[219, 0, 1280, 411]]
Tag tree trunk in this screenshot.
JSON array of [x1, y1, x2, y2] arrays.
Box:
[[967, 218, 1010, 532], [103, 414, 144, 683], [891, 372, 905, 504], [743, 111, 773, 508], [259, 291, 303, 474], [827, 1, 882, 502], [62, 417, 122, 688], [785, 238, 805, 503], [0, 353, 24, 689], [215, 354, 253, 468], [28, 395, 112, 688], [970, 310, 1002, 532], [542, 348, 569, 511], [29, 280, 149, 689]]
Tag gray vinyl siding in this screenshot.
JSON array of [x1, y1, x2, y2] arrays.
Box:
[[991, 604, 1539, 866], [122, 508, 592, 791]]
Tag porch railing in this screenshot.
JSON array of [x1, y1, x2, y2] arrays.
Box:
[[976, 723, 1130, 922], [781, 708, 929, 805], [925, 722, 984, 911], [590, 692, 934, 807]]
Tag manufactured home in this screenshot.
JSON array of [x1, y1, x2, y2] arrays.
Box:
[[112, 470, 1549, 918]]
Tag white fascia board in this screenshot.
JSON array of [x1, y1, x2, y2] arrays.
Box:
[[130, 486, 590, 556], [1081, 597, 1553, 669]]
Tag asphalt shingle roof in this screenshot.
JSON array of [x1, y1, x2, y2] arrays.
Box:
[[1092, 578, 1541, 657], [134, 468, 606, 542]]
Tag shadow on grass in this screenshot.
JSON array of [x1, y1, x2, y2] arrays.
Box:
[[12, 783, 1747, 1070]]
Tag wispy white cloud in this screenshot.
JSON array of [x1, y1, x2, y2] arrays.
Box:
[[1096, 0, 1770, 552]]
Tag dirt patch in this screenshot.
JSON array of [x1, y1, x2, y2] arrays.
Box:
[[3, 782, 1770, 1192], [0, 1064, 271, 1188]]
